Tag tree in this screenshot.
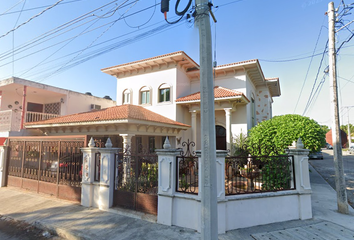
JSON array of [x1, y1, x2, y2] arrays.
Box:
[[247, 114, 326, 156]]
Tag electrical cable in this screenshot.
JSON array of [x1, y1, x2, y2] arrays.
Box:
[[0, 0, 26, 17], [0, 0, 65, 39], [121, 0, 158, 28], [294, 22, 326, 114], [302, 41, 328, 116], [12, 0, 27, 76], [0, 1, 156, 65], [0, 0, 84, 17]]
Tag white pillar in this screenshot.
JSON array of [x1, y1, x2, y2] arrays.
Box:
[[0, 141, 9, 187], [224, 108, 232, 152], [119, 134, 135, 184], [286, 138, 312, 220], [190, 110, 197, 149], [80, 137, 99, 207], [98, 138, 120, 210], [155, 138, 181, 226]]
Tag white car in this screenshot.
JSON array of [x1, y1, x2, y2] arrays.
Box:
[[349, 146, 354, 154]]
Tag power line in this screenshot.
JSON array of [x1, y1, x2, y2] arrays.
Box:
[[0, 0, 65, 39], [302, 41, 328, 116], [294, 22, 326, 113], [0, 0, 84, 17]]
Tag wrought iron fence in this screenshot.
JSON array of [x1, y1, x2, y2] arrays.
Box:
[[116, 145, 158, 195], [7, 139, 84, 187], [225, 155, 295, 195], [176, 140, 199, 194]]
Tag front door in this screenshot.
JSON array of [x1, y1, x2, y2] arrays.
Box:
[[216, 125, 226, 150]]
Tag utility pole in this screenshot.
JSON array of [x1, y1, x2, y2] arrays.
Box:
[[195, 0, 218, 239], [328, 2, 349, 214]]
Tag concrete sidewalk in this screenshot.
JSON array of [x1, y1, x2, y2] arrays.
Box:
[[0, 165, 353, 240]]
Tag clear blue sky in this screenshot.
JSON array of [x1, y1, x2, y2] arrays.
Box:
[[1, 0, 353, 127]]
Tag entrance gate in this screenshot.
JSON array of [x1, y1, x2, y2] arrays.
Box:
[[6, 137, 85, 202], [113, 146, 158, 215]]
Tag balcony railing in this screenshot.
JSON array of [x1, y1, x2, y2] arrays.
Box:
[[0, 110, 60, 132], [26, 111, 60, 123]]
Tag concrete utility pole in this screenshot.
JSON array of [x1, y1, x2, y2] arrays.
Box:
[[195, 0, 218, 239], [328, 1, 349, 214]]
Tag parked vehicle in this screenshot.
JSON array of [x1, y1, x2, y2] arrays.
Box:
[[349, 146, 354, 154], [309, 151, 323, 160], [326, 143, 333, 149]]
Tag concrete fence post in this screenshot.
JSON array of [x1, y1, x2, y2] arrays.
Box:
[[155, 137, 181, 226], [0, 141, 9, 187], [286, 138, 312, 220], [97, 138, 120, 210], [80, 137, 99, 207]]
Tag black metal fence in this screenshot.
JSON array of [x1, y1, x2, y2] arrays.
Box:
[[115, 145, 158, 194], [7, 138, 84, 187], [225, 155, 295, 195], [175, 141, 295, 195], [176, 140, 199, 194]]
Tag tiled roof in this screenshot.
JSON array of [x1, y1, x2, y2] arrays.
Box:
[[25, 104, 190, 127], [215, 59, 258, 69], [176, 86, 249, 102], [101, 51, 199, 71]]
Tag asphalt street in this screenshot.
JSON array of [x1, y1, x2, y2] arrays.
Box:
[[309, 149, 354, 208], [0, 216, 63, 240]]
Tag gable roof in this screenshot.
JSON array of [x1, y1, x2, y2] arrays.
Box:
[[176, 86, 250, 103], [101, 51, 199, 77], [25, 104, 190, 128]]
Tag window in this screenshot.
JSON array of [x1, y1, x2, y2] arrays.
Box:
[[140, 86, 151, 105], [149, 137, 155, 153], [123, 89, 131, 104], [158, 84, 171, 103], [251, 97, 256, 127], [136, 136, 142, 153]]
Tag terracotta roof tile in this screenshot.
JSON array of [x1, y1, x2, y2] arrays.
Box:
[[176, 86, 249, 102], [25, 105, 190, 127]]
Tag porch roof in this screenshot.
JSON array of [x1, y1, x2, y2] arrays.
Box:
[[25, 104, 190, 129], [175, 86, 250, 104]]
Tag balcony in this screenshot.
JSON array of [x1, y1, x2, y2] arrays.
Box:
[[0, 110, 60, 132]]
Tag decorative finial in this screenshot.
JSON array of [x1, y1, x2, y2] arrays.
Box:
[[105, 138, 113, 148], [163, 136, 171, 149], [88, 137, 95, 148], [296, 138, 304, 149]]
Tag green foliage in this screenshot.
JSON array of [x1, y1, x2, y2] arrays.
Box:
[[248, 114, 326, 156], [261, 157, 291, 191], [340, 123, 354, 138], [232, 131, 249, 156]]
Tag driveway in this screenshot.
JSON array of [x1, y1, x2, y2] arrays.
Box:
[[309, 149, 354, 208]]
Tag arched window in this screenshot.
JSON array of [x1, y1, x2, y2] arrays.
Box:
[[140, 86, 151, 105], [158, 83, 171, 103], [123, 89, 131, 104]]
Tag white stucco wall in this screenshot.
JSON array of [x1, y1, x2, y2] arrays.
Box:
[[65, 92, 115, 115], [254, 86, 272, 123], [116, 68, 177, 120]]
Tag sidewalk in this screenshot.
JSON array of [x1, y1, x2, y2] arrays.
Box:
[[0, 165, 353, 240]]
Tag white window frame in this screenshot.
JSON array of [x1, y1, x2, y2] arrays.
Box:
[[123, 89, 131, 104], [158, 83, 171, 103]]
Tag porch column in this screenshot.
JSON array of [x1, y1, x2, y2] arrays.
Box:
[[0, 140, 9, 187], [190, 110, 197, 149], [286, 138, 312, 220], [224, 108, 232, 152], [155, 137, 181, 226], [80, 137, 99, 207], [98, 138, 120, 210], [20, 86, 27, 129], [119, 134, 135, 184]]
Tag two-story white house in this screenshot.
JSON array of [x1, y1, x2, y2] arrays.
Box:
[[24, 51, 280, 152], [0, 77, 116, 140], [100, 51, 280, 151]]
